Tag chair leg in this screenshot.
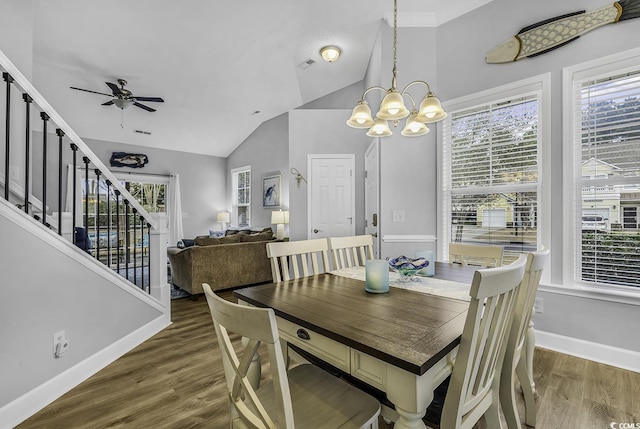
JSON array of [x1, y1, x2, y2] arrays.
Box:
[[484, 401, 503, 429], [516, 357, 536, 427], [500, 362, 522, 429]]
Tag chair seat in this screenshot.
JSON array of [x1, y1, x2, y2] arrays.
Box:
[[251, 364, 380, 429]]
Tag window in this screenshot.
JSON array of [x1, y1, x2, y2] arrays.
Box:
[[232, 166, 251, 227], [441, 75, 549, 265], [565, 49, 640, 290]]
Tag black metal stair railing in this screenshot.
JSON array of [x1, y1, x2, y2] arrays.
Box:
[[0, 51, 161, 295]]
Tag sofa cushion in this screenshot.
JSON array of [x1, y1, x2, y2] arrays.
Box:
[[195, 234, 242, 246], [240, 230, 274, 242], [225, 228, 251, 236]]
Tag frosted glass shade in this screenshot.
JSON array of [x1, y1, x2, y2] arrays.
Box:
[[216, 212, 230, 223]]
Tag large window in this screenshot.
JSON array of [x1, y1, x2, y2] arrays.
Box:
[[232, 166, 251, 227], [565, 49, 640, 290], [441, 75, 549, 264]]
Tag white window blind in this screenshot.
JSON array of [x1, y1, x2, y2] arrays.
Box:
[[232, 167, 251, 227], [443, 94, 540, 264], [573, 69, 640, 288]]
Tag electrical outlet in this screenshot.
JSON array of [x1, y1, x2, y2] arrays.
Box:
[[534, 298, 544, 313], [53, 330, 66, 354]]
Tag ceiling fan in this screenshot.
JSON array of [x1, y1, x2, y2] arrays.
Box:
[[70, 79, 164, 112]]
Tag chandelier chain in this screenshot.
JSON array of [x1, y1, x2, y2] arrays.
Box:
[[392, 0, 398, 87]]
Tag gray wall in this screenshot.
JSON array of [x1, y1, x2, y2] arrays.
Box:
[[0, 209, 163, 409], [288, 109, 370, 241], [84, 137, 226, 240], [226, 113, 290, 229], [436, 0, 640, 352]]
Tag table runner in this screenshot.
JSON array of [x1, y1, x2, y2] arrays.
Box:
[[330, 266, 471, 301]]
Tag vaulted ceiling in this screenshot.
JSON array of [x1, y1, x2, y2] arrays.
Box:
[[29, 0, 493, 157]]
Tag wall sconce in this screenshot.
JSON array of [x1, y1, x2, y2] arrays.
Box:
[[290, 167, 308, 188]]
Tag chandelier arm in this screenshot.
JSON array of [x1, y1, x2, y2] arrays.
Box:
[[400, 80, 433, 95], [402, 92, 417, 110], [360, 86, 388, 101]]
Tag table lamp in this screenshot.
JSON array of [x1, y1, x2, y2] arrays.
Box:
[[216, 211, 230, 231], [271, 210, 289, 240]]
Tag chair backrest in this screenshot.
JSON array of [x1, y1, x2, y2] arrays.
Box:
[[203, 283, 295, 428], [328, 235, 374, 270], [506, 248, 549, 365], [448, 243, 504, 268], [266, 239, 330, 282], [441, 255, 527, 429]]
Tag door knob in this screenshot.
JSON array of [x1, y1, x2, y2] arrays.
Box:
[[370, 232, 378, 238], [313, 228, 322, 233]]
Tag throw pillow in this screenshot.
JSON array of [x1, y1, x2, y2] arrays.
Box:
[[240, 230, 274, 242], [181, 239, 195, 248], [209, 230, 225, 238], [195, 234, 242, 246]]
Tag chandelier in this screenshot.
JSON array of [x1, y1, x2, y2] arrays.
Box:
[[346, 0, 447, 137]]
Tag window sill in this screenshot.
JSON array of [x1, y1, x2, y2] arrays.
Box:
[[538, 281, 640, 306]]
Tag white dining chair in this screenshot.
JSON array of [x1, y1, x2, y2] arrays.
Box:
[[203, 284, 381, 429], [440, 255, 527, 429], [266, 239, 330, 282], [328, 235, 374, 270], [500, 248, 549, 429], [448, 242, 504, 268]]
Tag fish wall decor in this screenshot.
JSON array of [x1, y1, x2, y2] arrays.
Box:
[[486, 0, 640, 63], [110, 152, 149, 168]]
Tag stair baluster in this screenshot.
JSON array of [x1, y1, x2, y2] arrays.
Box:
[[22, 93, 32, 214], [41, 112, 49, 226], [3, 72, 13, 201], [56, 129, 64, 235]]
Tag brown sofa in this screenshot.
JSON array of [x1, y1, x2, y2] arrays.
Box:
[[167, 230, 274, 298]]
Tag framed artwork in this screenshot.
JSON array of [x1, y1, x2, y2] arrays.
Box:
[[262, 175, 281, 208]]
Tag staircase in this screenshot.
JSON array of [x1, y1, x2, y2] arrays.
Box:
[[0, 50, 170, 427]]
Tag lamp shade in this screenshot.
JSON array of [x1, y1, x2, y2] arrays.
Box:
[[271, 210, 289, 225], [216, 212, 230, 223], [366, 118, 392, 137], [415, 94, 448, 123], [346, 101, 375, 128], [376, 90, 409, 120], [401, 111, 430, 137]]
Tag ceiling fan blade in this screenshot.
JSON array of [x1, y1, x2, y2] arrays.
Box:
[[133, 102, 156, 112], [132, 96, 164, 103], [105, 82, 122, 96], [102, 100, 114, 106], [70, 86, 113, 97]]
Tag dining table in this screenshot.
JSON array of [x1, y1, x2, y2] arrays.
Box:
[[233, 261, 477, 429]]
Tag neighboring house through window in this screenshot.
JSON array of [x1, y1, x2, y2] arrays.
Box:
[[440, 74, 550, 265], [232, 166, 251, 227], [564, 47, 640, 291]]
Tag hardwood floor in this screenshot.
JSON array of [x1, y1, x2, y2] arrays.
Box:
[[18, 292, 640, 429]]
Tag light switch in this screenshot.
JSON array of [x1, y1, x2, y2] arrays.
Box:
[[392, 210, 405, 223]]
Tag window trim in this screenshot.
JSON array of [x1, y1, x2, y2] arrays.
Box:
[[231, 165, 251, 227], [437, 73, 551, 283], [562, 46, 640, 296]]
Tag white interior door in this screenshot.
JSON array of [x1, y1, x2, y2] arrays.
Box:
[[308, 155, 355, 239], [365, 141, 380, 258]]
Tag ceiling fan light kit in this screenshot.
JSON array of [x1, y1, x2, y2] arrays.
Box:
[[347, 0, 447, 137], [70, 78, 164, 112]]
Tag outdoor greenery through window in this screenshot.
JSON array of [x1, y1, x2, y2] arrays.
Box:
[[82, 176, 166, 263], [443, 91, 541, 264], [232, 166, 251, 227], [573, 68, 640, 289]]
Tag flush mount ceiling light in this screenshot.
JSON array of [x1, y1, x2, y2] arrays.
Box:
[[347, 0, 447, 137], [320, 45, 341, 62]]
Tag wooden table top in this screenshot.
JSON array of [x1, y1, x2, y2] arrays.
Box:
[[234, 262, 477, 375]]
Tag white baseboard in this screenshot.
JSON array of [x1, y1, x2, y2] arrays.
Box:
[[536, 330, 640, 373], [0, 317, 171, 428]]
